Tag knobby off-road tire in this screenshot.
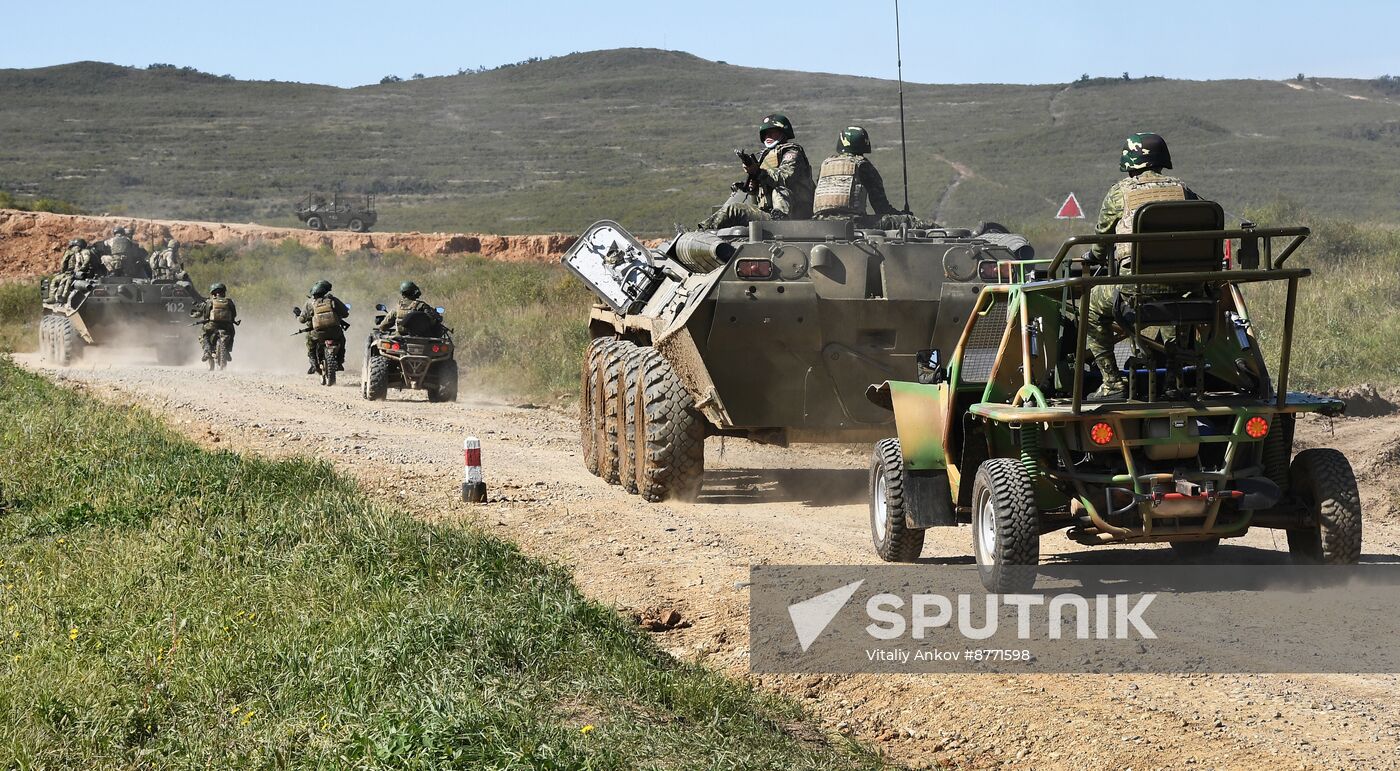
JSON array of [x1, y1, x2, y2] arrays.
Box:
[[869, 438, 926, 563], [428, 361, 459, 403], [1286, 448, 1362, 565], [216, 335, 229, 370], [306, 216, 324, 231], [633, 349, 706, 502], [363, 354, 389, 400], [580, 338, 615, 476], [971, 458, 1040, 592], [616, 345, 647, 494], [1169, 538, 1220, 562], [38, 316, 53, 362], [52, 315, 80, 367], [320, 344, 338, 387], [349, 218, 367, 233], [601, 340, 637, 485]]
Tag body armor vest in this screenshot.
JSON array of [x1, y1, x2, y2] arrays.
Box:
[[208, 297, 234, 322], [813, 155, 867, 216], [1114, 175, 1187, 260], [757, 141, 814, 219], [311, 296, 340, 330]]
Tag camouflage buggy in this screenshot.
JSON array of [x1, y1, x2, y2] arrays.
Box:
[[866, 200, 1360, 590], [39, 274, 204, 366], [563, 218, 1032, 502], [295, 192, 378, 233]]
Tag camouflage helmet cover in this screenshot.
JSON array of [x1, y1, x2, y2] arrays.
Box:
[[68, 238, 82, 247], [74, 238, 88, 248], [168, 238, 180, 248], [759, 113, 795, 142], [399, 280, 421, 299], [1120, 132, 1173, 172], [311, 280, 332, 297], [838, 126, 872, 155], [209, 282, 227, 295], [112, 226, 124, 235]]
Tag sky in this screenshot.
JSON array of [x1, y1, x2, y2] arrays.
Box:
[[5, 0, 1399, 87]]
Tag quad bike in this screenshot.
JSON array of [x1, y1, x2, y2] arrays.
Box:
[[866, 200, 1360, 591], [362, 303, 458, 402], [292, 306, 348, 387]]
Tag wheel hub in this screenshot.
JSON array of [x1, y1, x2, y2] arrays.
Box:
[[872, 474, 889, 541]]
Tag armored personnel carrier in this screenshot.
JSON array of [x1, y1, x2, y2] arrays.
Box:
[[563, 218, 1033, 502], [39, 275, 204, 366]]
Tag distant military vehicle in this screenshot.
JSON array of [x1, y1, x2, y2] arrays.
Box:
[[39, 274, 204, 366], [295, 192, 378, 233], [563, 218, 1034, 502]]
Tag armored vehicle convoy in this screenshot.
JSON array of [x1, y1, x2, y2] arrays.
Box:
[[295, 192, 378, 233], [563, 218, 1034, 502], [39, 275, 205, 366]]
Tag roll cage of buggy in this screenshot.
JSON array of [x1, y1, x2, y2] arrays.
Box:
[[871, 200, 1360, 588]]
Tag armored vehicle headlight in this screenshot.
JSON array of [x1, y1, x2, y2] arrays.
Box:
[[735, 259, 774, 279]]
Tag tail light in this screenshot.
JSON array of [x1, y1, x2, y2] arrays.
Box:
[[391, 342, 401, 351], [735, 259, 774, 278], [431, 345, 441, 353], [1245, 416, 1269, 439], [1089, 422, 1115, 446]]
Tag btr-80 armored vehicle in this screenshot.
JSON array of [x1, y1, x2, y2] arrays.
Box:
[[563, 218, 1034, 502], [39, 274, 205, 366]]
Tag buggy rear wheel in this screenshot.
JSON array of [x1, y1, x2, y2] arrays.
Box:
[[306, 216, 324, 231], [971, 458, 1039, 592], [348, 218, 366, 233], [1286, 448, 1362, 564], [869, 438, 925, 562]]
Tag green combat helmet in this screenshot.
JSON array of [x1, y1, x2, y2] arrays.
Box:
[[759, 113, 795, 142], [209, 283, 226, 296], [1120, 132, 1173, 172], [310, 280, 332, 297], [399, 280, 421, 299], [838, 126, 872, 155]]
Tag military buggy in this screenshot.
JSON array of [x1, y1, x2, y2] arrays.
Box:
[[865, 200, 1360, 590], [295, 192, 378, 233]]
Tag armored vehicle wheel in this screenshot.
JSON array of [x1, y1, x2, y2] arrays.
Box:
[[1169, 539, 1220, 562], [363, 353, 389, 400], [348, 218, 367, 233], [52, 315, 80, 367], [616, 345, 647, 494], [971, 458, 1039, 592], [306, 216, 325, 231], [588, 339, 623, 479], [580, 338, 614, 475], [38, 316, 52, 361], [869, 438, 926, 562], [428, 361, 459, 403], [634, 348, 706, 502], [602, 341, 637, 485], [1286, 448, 1362, 565]]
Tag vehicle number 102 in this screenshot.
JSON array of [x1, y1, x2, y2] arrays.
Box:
[[166, 302, 186, 313]]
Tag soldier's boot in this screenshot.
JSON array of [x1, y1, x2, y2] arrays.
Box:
[[307, 353, 318, 375], [1089, 352, 1127, 401]]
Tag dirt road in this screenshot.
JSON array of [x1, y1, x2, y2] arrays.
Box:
[[19, 352, 1400, 769]]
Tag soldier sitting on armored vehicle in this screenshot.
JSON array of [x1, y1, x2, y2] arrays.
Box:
[[1084, 132, 1201, 401], [812, 126, 926, 231], [148, 239, 186, 280], [194, 283, 239, 362], [697, 113, 815, 230], [377, 281, 444, 336], [299, 279, 350, 373], [95, 226, 150, 278], [48, 238, 85, 304]]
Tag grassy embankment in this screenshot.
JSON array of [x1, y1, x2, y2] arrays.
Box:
[[0, 358, 884, 768]]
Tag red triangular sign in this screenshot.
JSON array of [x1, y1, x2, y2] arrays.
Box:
[[1056, 192, 1084, 219]]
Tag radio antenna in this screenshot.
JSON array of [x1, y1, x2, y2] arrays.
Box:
[[895, 0, 910, 214]]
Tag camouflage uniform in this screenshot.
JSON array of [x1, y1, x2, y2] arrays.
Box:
[[97, 230, 138, 276], [699, 115, 815, 229], [1084, 133, 1198, 395], [196, 294, 238, 359], [49, 243, 82, 303], [377, 297, 443, 335], [299, 293, 350, 369], [149, 242, 183, 280]]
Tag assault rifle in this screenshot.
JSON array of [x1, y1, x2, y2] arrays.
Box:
[[730, 148, 763, 203]]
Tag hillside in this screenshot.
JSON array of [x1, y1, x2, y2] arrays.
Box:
[[3, 50, 1400, 234]]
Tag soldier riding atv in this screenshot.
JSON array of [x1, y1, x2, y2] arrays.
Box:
[[866, 200, 1361, 590], [362, 281, 458, 402]]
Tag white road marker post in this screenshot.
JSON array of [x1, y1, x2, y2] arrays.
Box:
[[462, 436, 487, 503]]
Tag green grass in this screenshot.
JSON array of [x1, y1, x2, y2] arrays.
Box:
[[0, 358, 885, 769], [0, 282, 37, 355], [5, 52, 1400, 235]]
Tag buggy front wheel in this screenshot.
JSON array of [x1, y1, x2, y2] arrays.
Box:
[[971, 458, 1040, 592]]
